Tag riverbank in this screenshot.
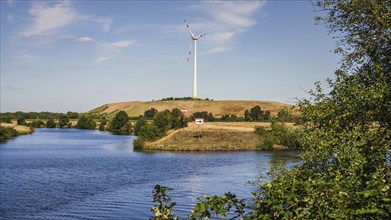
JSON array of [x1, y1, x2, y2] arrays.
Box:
[[142, 122, 292, 151], [0, 123, 34, 143]]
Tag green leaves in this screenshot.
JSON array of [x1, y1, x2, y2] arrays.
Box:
[[189, 192, 247, 219], [150, 185, 178, 220]]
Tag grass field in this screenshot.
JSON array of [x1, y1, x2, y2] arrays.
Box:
[[143, 122, 275, 151], [88, 100, 292, 119], [0, 123, 34, 135]]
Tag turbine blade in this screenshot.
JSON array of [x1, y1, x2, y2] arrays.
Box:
[[195, 33, 206, 39], [187, 40, 193, 62], [184, 19, 195, 38]]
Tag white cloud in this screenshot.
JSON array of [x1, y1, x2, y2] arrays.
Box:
[[21, 1, 111, 43], [77, 37, 94, 43], [186, 0, 266, 54], [95, 40, 136, 63], [109, 40, 135, 49], [25, 1, 77, 36], [7, 0, 16, 6]]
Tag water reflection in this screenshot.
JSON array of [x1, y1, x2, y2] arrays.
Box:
[[0, 129, 300, 219]]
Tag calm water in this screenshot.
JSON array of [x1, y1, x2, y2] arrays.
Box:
[[0, 129, 299, 219]]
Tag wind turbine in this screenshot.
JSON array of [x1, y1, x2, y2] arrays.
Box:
[[184, 19, 205, 100]]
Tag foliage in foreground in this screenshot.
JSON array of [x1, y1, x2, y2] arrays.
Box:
[[150, 0, 391, 218]]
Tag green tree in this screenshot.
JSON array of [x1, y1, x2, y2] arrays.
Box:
[[30, 120, 45, 128], [244, 110, 251, 122], [251, 0, 391, 218], [99, 118, 107, 131], [76, 115, 96, 130], [0, 116, 12, 123], [250, 106, 263, 122], [109, 111, 131, 135], [0, 126, 18, 143], [57, 115, 70, 128], [45, 118, 56, 128], [46, 118, 56, 128], [170, 108, 185, 129], [17, 116, 26, 125], [277, 107, 291, 122], [133, 117, 147, 136], [144, 108, 158, 118], [138, 124, 162, 141], [153, 110, 172, 134], [147, 1, 391, 219]]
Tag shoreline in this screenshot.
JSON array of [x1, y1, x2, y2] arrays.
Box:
[[138, 122, 292, 151]]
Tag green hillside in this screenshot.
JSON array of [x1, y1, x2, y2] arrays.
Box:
[[88, 100, 291, 119]]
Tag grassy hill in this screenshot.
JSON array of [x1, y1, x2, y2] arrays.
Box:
[[88, 100, 291, 119]]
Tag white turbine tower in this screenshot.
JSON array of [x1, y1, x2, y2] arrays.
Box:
[[184, 19, 205, 100]]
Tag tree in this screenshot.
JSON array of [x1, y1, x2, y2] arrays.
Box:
[[148, 1, 391, 219], [170, 108, 185, 129], [144, 108, 158, 118], [57, 115, 70, 128], [99, 118, 107, 131], [76, 115, 96, 130], [138, 124, 162, 141], [244, 110, 251, 122], [153, 110, 172, 134], [277, 107, 291, 122], [46, 119, 56, 128], [17, 117, 26, 125], [190, 111, 215, 122], [0, 116, 12, 123], [133, 116, 147, 136], [249, 106, 263, 122], [251, 1, 391, 218], [30, 120, 45, 128], [109, 111, 131, 135], [315, 0, 391, 69]]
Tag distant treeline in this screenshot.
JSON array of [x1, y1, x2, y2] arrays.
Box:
[[0, 111, 80, 121], [158, 97, 213, 101]]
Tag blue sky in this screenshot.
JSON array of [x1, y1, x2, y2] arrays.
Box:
[[1, 0, 340, 113]]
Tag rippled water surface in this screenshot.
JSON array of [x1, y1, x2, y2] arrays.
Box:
[[0, 129, 299, 219]]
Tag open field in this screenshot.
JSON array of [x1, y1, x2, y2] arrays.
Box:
[[0, 123, 34, 135], [143, 122, 276, 151], [88, 100, 293, 119]]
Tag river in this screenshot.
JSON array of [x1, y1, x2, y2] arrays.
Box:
[[0, 129, 299, 219]]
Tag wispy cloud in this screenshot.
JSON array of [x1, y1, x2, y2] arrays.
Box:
[[95, 40, 136, 63], [7, 0, 16, 7], [21, 0, 109, 43], [186, 0, 266, 54]]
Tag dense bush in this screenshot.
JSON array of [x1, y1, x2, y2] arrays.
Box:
[[46, 119, 56, 128], [255, 120, 303, 150], [0, 126, 18, 143], [57, 115, 70, 128], [133, 117, 147, 136], [144, 108, 158, 118], [76, 115, 96, 130], [109, 111, 132, 135], [138, 124, 162, 141], [30, 120, 45, 128], [153, 111, 172, 134]]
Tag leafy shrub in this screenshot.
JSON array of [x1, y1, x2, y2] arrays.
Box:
[[109, 111, 132, 135], [46, 119, 56, 128], [132, 138, 144, 150], [76, 115, 96, 130], [0, 126, 18, 143], [255, 120, 302, 150], [138, 124, 162, 141]]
